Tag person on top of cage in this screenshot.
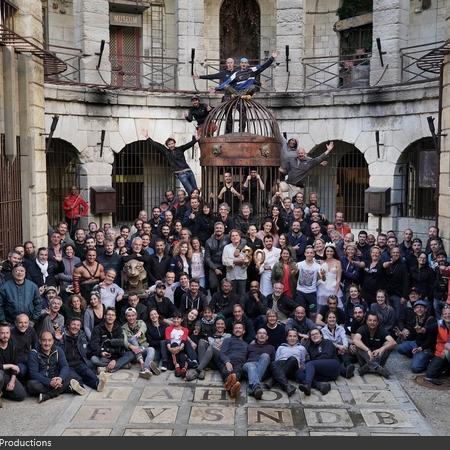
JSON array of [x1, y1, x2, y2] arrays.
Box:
[[278, 142, 334, 200], [142, 131, 198, 195], [214, 51, 278, 99]]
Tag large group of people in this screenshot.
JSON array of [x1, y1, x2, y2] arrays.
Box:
[[1, 178, 449, 408]]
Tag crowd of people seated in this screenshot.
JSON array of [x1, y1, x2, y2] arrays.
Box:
[[1, 184, 450, 407]]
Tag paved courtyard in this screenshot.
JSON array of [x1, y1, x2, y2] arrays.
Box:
[[0, 361, 436, 437]]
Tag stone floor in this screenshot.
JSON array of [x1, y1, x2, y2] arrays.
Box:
[[0, 363, 434, 437]]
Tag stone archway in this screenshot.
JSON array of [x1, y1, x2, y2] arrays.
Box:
[[306, 141, 369, 228], [220, 0, 261, 63], [46, 138, 80, 228]]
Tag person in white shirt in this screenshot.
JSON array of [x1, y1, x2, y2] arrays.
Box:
[[259, 235, 281, 297], [295, 245, 321, 317], [99, 269, 124, 309], [222, 230, 247, 297]]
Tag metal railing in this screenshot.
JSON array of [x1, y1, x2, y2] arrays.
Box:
[[198, 58, 274, 91], [400, 40, 447, 83], [110, 54, 178, 90], [302, 53, 371, 91], [45, 44, 82, 83]]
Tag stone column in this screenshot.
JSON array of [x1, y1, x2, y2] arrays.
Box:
[[74, 0, 111, 84], [370, 0, 409, 86], [275, 0, 305, 91], [437, 7, 450, 252], [176, 0, 205, 90]]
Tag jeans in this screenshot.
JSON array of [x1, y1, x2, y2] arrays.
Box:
[[69, 364, 99, 390], [152, 341, 170, 365], [433, 298, 446, 320], [296, 359, 340, 385], [27, 378, 71, 399], [356, 348, 391, 371], [270, 356, 298, 389], [426, 354, 450, 379], [389, 295, 405, 323], [0, 370, 27, 401], [295, 291, 317, 314], [397, 340, 432, 373], [243, 353, 271, 391], [90, 350, 135, 372], [175, 170, 197, 195]]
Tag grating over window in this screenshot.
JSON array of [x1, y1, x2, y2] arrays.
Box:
[[398, 137, 436, 220], [304, 142, 369, 229], [113, 140, 172, 225], [0, 134, 22, 260], [46, 138, 79, 228], [0, 0, 17, 31]]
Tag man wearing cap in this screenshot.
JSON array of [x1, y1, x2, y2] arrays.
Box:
[[184, 96, 212, 137], [396, 299, 437, 373], [146, 282, 176, 323], [144, 132, 198, 195]]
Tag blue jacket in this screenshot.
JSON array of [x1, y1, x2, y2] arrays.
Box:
[[0, 279, 42, 323], [216, 57, 274, 92], [28, 345, 70, 386]]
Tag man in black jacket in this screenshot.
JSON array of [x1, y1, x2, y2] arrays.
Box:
[[383, 246, 409, 322], [62, 318, 107, 391], [147, 239, 171, 286], [11, 313, 38, 379], [242, 281, 268, 328], [89, 308, 134, 372], [209, 278, 241, 319], [98, 240, 122, 284], [285, 305, 317, 340], [23, 247, 64, 290], [0, 322, 27, 404], [205, 222, 230, 293], [146, 283, 176, 323], [179, 278, 207, 315], [145, 133, 198, 195], [266, 282, 297, 323], [184, 96, 211, 135]]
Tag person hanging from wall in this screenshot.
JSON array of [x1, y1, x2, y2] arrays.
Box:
[[278, 142, 334, 200], [63, 186, 89, 239], [142, 131, 198, 195], [184, 96, 214, 138]]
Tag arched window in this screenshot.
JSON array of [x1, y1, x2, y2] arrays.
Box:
[[398, 137, 436, 219], [220, 0, 260, 63], [113, 140, 172, 224], [46, 138, 79, 228]]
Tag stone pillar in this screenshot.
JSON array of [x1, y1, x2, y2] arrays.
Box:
[[275, 0, 304, 91], [437, 7, 450, 253], [370, 0, 409, 86], [176, 0, 205, 90], [14, 0, 48, 247], [74, 0, 111, 84]]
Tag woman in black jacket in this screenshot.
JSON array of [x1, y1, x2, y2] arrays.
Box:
[[145, 308, 169, 370], [409, 252, 435, 302], [297, 328, 341, 396], [196, 203, 215, 245], [361, 246, 385, 305]]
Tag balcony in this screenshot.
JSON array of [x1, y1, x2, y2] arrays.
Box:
[[302, 52, 371, 91], [400, 40, 450, 83]]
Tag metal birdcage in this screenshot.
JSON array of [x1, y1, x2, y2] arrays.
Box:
[[199, 96, 282, 218]]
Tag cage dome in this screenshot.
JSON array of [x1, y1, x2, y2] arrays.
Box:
[[199, 96, 282, 167]]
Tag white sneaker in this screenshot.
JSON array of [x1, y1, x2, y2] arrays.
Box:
[[70, 379, 87, 396], [97, 372, 107, 392]]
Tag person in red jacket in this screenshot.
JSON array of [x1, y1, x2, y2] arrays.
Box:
[[165, 311, 189, 377], [425, 306, 450, 385], [63, 186, 89, 237]]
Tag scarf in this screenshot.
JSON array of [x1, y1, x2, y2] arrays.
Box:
[[35, 258, 49, 281]]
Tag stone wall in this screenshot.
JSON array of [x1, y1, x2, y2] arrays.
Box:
[[44, 81, 439, 239], [47, 0, 75, 48], [437, 3, 450, 253]]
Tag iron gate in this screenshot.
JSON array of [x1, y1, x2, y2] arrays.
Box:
[[113, 140, 172, 225], [304, 142, 369, 229], [0, 134, 22, 260], [46, 138, 79, 228]]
